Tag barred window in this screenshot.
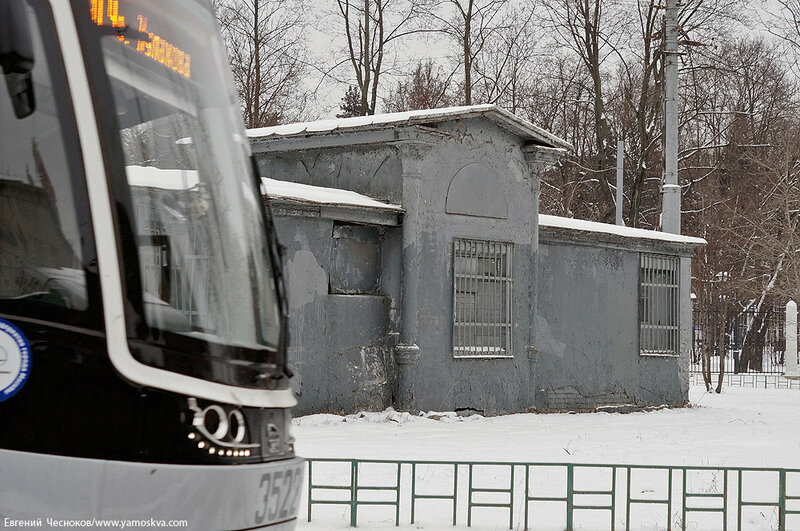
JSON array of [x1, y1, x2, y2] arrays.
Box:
[[639, 254, 680, 356], [452, 238, 513, 358]]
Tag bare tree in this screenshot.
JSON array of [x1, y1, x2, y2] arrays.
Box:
[[335, 0, 430, 116], [540, 0, 628, 222], [215, 0, 311, 127], [471, 5, 537, 113], [527, 53, 602, 218], [428, 0, 510, 106], [384, 59, 455, 111], [533, 0, 749, 226], [773, 1, 800, 51], [684, 36, 800, 380], [613, 0, 664, 228]]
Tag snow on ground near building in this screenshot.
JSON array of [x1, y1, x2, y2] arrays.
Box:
[[294, 387, 800, 468], [293, 386, 800, 530]]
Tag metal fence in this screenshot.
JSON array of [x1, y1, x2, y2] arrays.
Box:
[[305, 458, 800, 530], [692, 308, 787, 374], [689, 372, 800, 389]]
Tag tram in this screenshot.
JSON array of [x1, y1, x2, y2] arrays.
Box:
[[0, 0, 301, 528]]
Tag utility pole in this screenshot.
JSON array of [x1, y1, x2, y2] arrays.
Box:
[[616, 140, 625, 226], [662, 0, 681, 234]]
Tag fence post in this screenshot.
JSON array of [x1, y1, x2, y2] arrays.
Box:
[[351, 460, 358, 527], [567, 464, 574, 531], [786, 301, 798, 376], [307, 460, 313, 522], [780, 469, 787, 531]]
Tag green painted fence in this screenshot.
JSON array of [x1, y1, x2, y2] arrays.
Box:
[[305, 458, 800, 530]]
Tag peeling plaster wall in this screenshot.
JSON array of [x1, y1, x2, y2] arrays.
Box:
[[272, 215, 397, 415], [260, 117, 540, 415], [535, 239, 691, 411]]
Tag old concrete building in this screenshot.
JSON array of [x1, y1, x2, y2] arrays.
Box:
[[249, 105, 705, 416]]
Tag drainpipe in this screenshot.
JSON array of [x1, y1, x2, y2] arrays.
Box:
[[393, 141, 430, 412]]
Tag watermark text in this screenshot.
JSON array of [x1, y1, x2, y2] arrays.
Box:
[[3, 517, 189, 529]]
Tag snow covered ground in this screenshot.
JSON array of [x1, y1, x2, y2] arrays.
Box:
[[292, 386, 800, 530]]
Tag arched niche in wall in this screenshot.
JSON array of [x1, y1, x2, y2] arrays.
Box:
[[445, 162, 508, 219]]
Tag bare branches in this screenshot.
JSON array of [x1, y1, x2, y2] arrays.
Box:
[[539, 0, 628, 222], [335, 0, 431, 116], [685, 37, 800, 310], [383, 59, 455, 111], [210, 0, 799, 309], [215, 0, 311, 127], [426, 0, 511, 105]]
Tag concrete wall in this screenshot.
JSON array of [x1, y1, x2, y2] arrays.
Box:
[[398, 118, 539, 415], [535, 234, 692, 411], [271, 212, 400, 415]]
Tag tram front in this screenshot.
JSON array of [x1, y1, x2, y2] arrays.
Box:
[[0, 0, 301, 528]]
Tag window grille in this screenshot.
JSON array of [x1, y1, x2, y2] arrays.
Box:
[[452, 238, 513, 358], [639, 254, 680, 356]]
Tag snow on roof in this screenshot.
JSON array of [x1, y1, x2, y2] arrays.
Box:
[[247, 105, 572, 150], [262, 178, 402, 212], [539, 214, 706, 245], [126, 165, 199, 190]]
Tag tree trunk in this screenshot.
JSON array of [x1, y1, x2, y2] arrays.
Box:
[[739, 311, 769, 373], [702, 311, 713, 391], [715, 312, 726, 393], [463, 0, 472, 105], [250, 0, 261, 128], [361, 0, 371, 115]]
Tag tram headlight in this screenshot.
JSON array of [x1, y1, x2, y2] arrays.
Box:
[[186, 397, 259, 456], [202, 405, 229, 441], [229, 409, 246, 443]]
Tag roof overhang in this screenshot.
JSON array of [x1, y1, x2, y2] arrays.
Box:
[[248, 104, 573, 154]]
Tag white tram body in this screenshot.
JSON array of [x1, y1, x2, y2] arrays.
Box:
[[0, 1, 302, 528]]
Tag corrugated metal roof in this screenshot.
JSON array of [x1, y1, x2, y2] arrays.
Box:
[[247, 104, 572, 150]]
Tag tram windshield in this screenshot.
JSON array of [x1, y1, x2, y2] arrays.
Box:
[[0, 0, 99, 329], [86, 0, 283, 385]]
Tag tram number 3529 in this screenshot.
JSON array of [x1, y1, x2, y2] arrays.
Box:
[[254, 464, 304, 525]]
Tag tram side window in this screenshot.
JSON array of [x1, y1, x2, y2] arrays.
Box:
[[0, 3, 93, 317]]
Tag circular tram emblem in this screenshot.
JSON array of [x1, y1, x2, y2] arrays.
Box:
[[0, 318, 31, 402]]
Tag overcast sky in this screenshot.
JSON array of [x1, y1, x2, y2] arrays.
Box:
[[298, 0, 795, 120]]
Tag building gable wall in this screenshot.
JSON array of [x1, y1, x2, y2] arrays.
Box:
[[399, 118, 539, 415]]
